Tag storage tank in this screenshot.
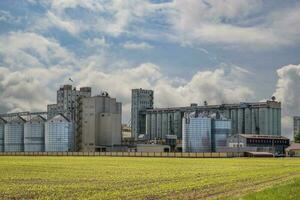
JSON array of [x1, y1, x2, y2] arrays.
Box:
[[174, 111, 182, 139], [150, 113, 157, 139], [145, 113, 151, 139], [24, 115, 46, 152], [0, 117, 6, 152], [4, 116, 26, 152], [45, 114, 74, 152], [156, 113, 162, 139], [230, 109, 238, 135], [161, 113, 168, 139], [182, 115, 211, 152], [212, 119, 231, 152]]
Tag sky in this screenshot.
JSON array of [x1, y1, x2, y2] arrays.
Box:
[[1, 0, 300, 139]]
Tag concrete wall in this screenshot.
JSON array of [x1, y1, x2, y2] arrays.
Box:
[[80, 95, 122, 152]]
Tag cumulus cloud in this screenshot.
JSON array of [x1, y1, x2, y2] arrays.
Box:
[[0, 30, 254, 123], [273, 64, 300, 139], [0, 32, 76, 69], [163, 0, 300, 49], [122, 41, 153, 50]]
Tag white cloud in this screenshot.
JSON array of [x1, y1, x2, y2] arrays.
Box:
[[0, 32, 76, 69], [122, 41, 153, 50], [273, 64, 300, 139], [162, 0, 300, 49]]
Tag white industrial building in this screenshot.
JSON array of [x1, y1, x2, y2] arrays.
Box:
[[47, 85, 91, 121], [76, 93, 122, 152], [24, 115, 46, 152], [45, 114, 74, 152], [131, 88, 154, 140], [139, 99, 281, 140], [4, 116, 26, 152]]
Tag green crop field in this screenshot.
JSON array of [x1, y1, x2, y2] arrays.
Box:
[[0, 157, 300, 199]]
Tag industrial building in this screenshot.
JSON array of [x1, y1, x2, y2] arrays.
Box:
[[131, 88, 154, 140], [45, 114, 74, 152], [0, 117, 6, 152], [47, 85, 91, 121], [24, 115, 46, 152], [182, 113, 231, 152], [76, 93, 122, 152], [227, 134, 289, 154], [293, 116, 300, 139], [4, 116, 26, 152], [286, 143, 300, 157], [136, 93, 281, 140]]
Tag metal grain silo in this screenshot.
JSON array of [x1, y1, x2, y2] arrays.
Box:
[[145, 113, 151, 139], [244, 108, 252, 133], [0, 117, 6, 152], [45, 114, 74, 152], [182, 115, 211, 152], [24, 115, 46, 152], [212, 119, 231, 152], [174, 111, 182, 139], [4, 116, 26, 152], [156, 112, 162, 139], [161, 113, 168, 138], [150, 113, 157, 139], [230, 109, 238, 135], [237, 108, 244, 134]]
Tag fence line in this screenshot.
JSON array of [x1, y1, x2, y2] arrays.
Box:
[[0, 151, 243, 158]]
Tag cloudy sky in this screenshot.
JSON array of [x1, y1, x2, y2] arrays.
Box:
[[1, 0, 300, 138]]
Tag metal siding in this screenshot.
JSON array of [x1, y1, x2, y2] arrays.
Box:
[[162, 113, 168, 138], [156, 113, 162, 139], [182, 117, 211, 152], [45, 118, 74, 152], [150, 113, 157, 139], [4, 120, 24, 152], [24, 121, 45, 152], [244, 108, 251, 134], [0, 123, 4, 152]]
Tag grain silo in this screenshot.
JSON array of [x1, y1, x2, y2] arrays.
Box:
[[182, 114, 212, 152], [0, 117, 6, 152], [211, 119, 231, 152], [24, 115, 46, 152], [4, 116, 26, 152], [45, 114, 74, 152]]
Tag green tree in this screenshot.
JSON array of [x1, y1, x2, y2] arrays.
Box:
[[295, 131, 300, 143]]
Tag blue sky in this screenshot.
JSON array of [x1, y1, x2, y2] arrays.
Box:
[[1, 0, 300, 138]]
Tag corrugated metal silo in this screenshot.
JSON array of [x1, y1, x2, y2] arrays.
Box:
[[212, 119, 231, 152], [45, 114, 74, 152], [156, 112, 162, 139], [161, 113, 168, 138], [145, 113, 151, 138], [259, 108, 268, 134], [182, 116, 211, 152], [0, 117, 6, 152], [244, 108, 252, 133], [150, 113, 157, 139], [174, 111, 182, 139], [24, 115, 46, 152], [4, 116, 26, 152], [230, 109, 238, 135], [237, 108, 244, 134], [167, 112, 174, 135]]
